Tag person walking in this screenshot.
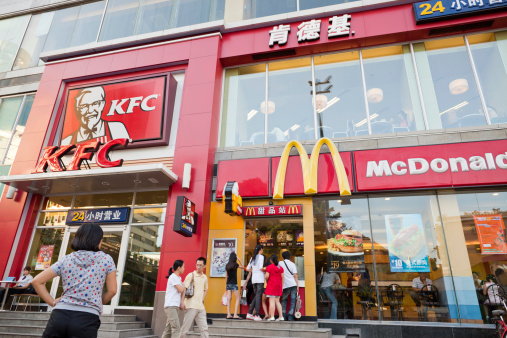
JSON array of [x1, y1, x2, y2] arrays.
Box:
[[246, 245, 265, 321], [162, 260, 186, 338], [225, 252, 244, 319], [180, 257, 209, 338], [280, 251, 299, 321], [264, 254, 284, 321], [32, 224, 117, 338]]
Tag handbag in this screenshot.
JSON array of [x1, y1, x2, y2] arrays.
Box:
[[185, 272, 195, 298], [240, 289, 248, 306], [221, 291, 228, 306]]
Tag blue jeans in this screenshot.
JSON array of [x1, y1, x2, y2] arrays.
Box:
[[281, 286, 297, 319], [323, 287, 337, 319]]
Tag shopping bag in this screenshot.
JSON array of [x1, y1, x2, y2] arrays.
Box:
[[221, 291, 228, 306], [240, 289, 248, 306]]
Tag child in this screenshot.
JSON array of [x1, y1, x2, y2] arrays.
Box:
[[264, 254, 285, 321]]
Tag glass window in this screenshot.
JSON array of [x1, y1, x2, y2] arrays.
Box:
[[300, 0, 354, 10], [69, 1, 106, 48], [74, 192, 134, 208], [242, 0, 296, 19], [135, 191, 168, 206], [362, 45, 425, 135], [99, 0, 139, 42], [438, 190, 507, 324], [43, 6, 80, 52], [0, 96, 24, 161], [468, 32, 507, 125], [25, 228, 64, 292], [414, 37, 486, 130], [314, 197, 375, 320], [0, 15, 30, 72], [42, 196, 73, 210], [173, 0, 214, 28], [134, 0, 173, 35], [132, 208, 166, 223], [119, 225, 162, 306], [4, 94, 34, 165], [37, 211, 68, 226], [12, 12, 54, 70], [268, 58, 313, 142], [221, 65, 266, 147], [314, 52, 367, 139]]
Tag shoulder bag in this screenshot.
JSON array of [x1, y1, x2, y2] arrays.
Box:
[[283, 261, 293, 275], [185, 272, 195, 298]]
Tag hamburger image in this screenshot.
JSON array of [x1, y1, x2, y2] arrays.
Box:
[[389, 224, 425, 261], [331, 230, 364, 253]]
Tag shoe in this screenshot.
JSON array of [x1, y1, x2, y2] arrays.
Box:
[[246, 313, 254, 320], [253, 315, 263, 321], [276, 317, 284, 321], [268, 317, 276, 321]]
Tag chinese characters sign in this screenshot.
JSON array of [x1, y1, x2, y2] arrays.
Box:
[[385, 214, 430, 273], [242, 205, 302, 217], [66, 207, 130, 225], [413, 0, 507, 23], [36, 245, 55, 270], [210, 239, 237, 277], [269, 15, 352, 47], [473, 215, 507, 254]]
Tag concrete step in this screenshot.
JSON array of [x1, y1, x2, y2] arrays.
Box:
[[0, 311, 138, 323], [202, 325, 332, 338], [98, 328, 153, 338], [211, 318, 319, 330], [0, 318, 144, 330]]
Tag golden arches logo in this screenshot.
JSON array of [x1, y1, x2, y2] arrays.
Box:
[[288, 205, 299, 214], [244, 207, 256, 216], [273, 137, 352, 199]]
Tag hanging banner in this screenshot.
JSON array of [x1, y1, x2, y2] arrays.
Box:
[[210, 239, 237, 278], [473, 215, 507, 254], [36, 245, 55, 270], [385, 214, 430, 273], [327, 218, 365, 273]]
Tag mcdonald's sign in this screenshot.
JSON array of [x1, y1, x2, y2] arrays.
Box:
[[273, 138, 352, 199], [243, 205, 302, 217]]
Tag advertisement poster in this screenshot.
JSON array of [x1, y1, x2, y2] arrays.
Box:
[[326, 217, 365, 273], [210, 239, 237, 277], [259, 231, 274, 247], [36, 245, 55, 270], [473, 215, 507, 254], [277, 231, 293, 247], [296, 230, 304, 247], [385, 214, 430, 273], [60, 76, 168, 146]]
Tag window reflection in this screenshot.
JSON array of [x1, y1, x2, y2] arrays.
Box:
[[242, 0, 296, 20], [42, 6, 80, 52], [0, 15, 30, 72], [134, 0, 173, 35], [69, 1, 106, 48], [132, 208, 166, 223], [99, 0, 138, 42], [0, 96, 24, 161], [74, 192, 134, 208], [5, 95, 34, 165]]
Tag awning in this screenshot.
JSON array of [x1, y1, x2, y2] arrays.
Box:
[[0, 164, 178, 194]]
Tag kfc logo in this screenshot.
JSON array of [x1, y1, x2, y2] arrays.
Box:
[[60, 76, 173, 147]]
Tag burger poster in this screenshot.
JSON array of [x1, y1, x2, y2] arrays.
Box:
[[296, 230, 304, 247], [36, 245, 55, 270], [473, 215, 507, 254], [327, 218, 365, 273], [259, 231, 274, 247], [385, 214, 430, 273]]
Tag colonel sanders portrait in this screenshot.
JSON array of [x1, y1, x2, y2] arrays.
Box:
[[61, 86, 130, 145]]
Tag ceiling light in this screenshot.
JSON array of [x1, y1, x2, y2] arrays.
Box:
[[26, 186, 39, 191], [315, 94, 328, 110], [134, 179, 142, 184], [440, 101, 469, 116], [385, 198, 391, 201], [367, 88, 383, 103], [101, 182, 109, 186], [290, 124, 300, 131], [260, 100, 275, 114], [148, 178, 159, 184], [338, 200, 342, 203], [355, 113, 379, 128], [247, 109, 258, 121], [449, 78, 469, 95], [493, 193, 499, 196], [316, 97, 340, 114]]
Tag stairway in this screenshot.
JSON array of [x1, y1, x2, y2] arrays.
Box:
[[187, 318, 338, 338], [0, 311, 156, 338]]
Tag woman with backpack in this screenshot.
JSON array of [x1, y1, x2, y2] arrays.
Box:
[[225, 252, 244, 319], [264, 254, 285, 321], [246, 245, 266, 321]]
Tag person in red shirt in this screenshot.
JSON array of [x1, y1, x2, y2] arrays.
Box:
[[264, 254, 285, 321]]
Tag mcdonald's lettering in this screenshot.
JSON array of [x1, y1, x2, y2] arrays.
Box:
[[242, 205, 302, 217], [273, 138, 352, 199]]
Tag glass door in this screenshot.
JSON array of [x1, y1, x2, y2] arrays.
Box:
[[51, 225, 129, 314]]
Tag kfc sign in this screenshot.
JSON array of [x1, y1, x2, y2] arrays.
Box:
[[33, 138, 129, 173], [60, 76, 176, 147]]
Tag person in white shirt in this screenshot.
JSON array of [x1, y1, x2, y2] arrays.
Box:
[[162, 260, 186, 338], [245, 245, 266, 321], [0, 266, 34, 302], [410, 272, 432, 321], [280, 251, 299, 321]]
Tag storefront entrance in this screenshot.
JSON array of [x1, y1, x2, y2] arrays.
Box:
[[49, 225, 129, 314]]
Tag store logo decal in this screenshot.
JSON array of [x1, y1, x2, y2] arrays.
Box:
[[106, 94, 159, 116], [366, 152, 507, 177]]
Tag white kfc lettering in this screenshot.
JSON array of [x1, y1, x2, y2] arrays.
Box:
[[107, 95, 159, 116], [408, 158, 429, 175], [366, 160, 392, 177]]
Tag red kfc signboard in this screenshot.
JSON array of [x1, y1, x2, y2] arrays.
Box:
[[60, 75, 176, 147]]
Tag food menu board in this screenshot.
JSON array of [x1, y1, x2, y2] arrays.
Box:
[[296, 230, 304, 247], [473, 215, 507, 254], [385, 214, 430, 273], [36, 245, 55, 270], [210, 239, 237, 277], [259, 231, 274, 247], [277, 231, 293, 247], [326, 217, 365, 273]]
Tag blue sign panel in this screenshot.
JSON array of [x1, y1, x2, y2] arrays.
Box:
[[66, 208, 130, 225], [178, 220, 194, 237], [413, 0, 507, 23]]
